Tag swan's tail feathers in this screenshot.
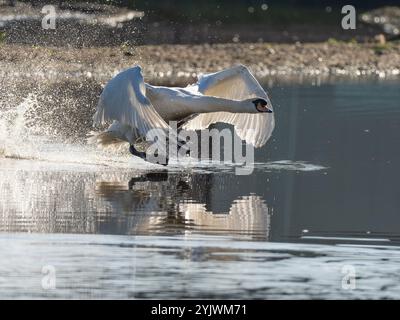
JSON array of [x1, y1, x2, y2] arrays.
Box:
[[87, 131, 129, 151]]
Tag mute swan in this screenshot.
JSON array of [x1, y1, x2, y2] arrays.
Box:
[[92, 64, 274, 165]]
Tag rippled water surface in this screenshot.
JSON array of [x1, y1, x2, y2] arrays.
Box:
[[1, 79, 400, 299]]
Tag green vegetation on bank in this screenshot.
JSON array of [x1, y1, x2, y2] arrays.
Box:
[[0, 31, 6, 44]]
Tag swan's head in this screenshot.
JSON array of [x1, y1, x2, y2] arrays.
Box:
[[252, 98, 273, 113]]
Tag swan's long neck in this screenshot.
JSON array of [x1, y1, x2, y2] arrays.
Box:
[[145, 84, 255, 121], [191, 96, 252, 114]]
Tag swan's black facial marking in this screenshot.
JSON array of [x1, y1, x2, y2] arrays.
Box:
[[252, 98, 273, 113]]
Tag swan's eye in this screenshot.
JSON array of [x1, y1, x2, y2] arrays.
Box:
[[252, 98, 266, 106], [253, 99, 272, 113]]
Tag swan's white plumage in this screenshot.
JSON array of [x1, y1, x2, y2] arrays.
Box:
[[92, 65, 274, 154], [93, 66, 171, 151], [182, 65, 275, 148]]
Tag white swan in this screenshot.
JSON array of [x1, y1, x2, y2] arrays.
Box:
[[91, 64, 274, 164]]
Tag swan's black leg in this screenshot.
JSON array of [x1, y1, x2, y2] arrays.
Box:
[[129, 145, 169, 166], [129, 145, 146, 159]]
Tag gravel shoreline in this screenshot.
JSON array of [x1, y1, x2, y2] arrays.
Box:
[[1, 42, 400, 86]]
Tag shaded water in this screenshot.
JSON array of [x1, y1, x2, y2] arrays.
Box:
[[1, 78, 400, 299]]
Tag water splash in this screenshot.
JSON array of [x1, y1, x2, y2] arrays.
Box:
[[255, 160, 327, 172], [0, 94, 152, 170], [0, 94, 40, 160], [0, 94, 326, 173]]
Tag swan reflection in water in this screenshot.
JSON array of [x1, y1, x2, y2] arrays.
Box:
[[0, 165, 271, 240], [96, 171, 272, 240]]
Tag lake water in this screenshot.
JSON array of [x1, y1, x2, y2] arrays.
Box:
[[1, 78, 400, 299]]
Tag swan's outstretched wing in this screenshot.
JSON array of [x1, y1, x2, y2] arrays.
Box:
[[182, 65, 275, 148], [93, 66, 170, 150]]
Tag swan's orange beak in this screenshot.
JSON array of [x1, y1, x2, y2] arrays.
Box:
[[256, 103, 273, 113]]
